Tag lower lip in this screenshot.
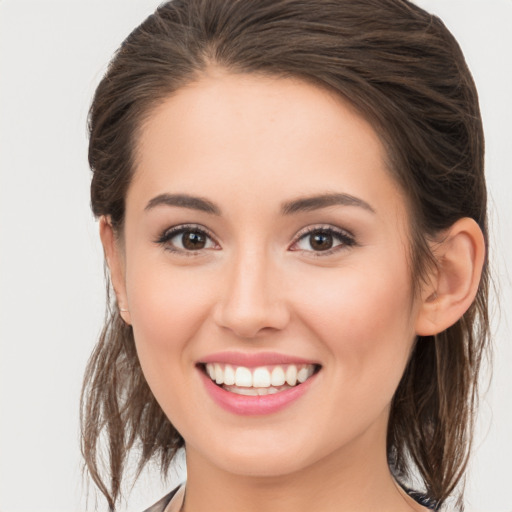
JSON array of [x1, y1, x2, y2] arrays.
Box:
[[198, 368, 318, 416]]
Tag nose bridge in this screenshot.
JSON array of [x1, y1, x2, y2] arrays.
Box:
[[214, 241, 289, 338]]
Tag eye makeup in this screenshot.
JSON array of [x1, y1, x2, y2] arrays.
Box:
[[154, 223, 219, 256], [290, 225, 356, 257], [154, 222, 356, 258]]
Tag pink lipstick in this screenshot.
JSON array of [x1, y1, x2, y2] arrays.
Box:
[[197, 352, 320, 415]]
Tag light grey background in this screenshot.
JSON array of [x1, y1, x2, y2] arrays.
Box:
[[0, 1, 510, 511]]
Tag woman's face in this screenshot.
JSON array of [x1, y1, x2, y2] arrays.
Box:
[[110, 71, 427, 477]]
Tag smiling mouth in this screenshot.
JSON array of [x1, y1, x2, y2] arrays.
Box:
[[198, 362, 321, 396]]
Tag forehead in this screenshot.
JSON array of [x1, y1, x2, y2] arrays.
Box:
[[130, 71, 407, 223]]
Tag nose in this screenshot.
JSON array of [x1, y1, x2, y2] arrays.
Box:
[[212, 247, 290, 339]]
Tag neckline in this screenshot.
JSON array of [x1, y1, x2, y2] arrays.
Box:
[[162, 484, 185, 512]]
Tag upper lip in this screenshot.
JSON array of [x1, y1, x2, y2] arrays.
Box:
[[198, 351, 320, 368]]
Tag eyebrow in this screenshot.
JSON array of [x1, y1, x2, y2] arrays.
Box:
[[281, 193, 375, 215], [145, 193, 221, 215], [144, 192, 375, 216]]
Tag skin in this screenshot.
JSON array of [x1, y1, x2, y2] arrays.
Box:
[[101, 69, 485, 512]]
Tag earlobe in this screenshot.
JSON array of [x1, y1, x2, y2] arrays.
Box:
[[99, 216, 131, 325], [415, 218, 485, 336]]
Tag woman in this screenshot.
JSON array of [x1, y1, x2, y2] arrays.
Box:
[[81, 1, 489, 511]]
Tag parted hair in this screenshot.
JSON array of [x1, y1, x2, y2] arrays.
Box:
[[81, 1, 490, 510]]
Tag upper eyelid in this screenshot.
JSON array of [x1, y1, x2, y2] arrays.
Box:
[[156, 223, 218, 246], [161, 223, 215, 237], [293, 224, 354, 239]]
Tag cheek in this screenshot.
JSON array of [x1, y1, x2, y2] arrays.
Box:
[[125, 259, 214, 375], [295, 260, 416, 389]]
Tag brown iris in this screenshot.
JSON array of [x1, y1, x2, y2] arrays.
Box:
[[182, 230, 207, 250], [309, 231, 334, 251]]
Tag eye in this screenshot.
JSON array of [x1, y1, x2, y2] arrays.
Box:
[[155, 224, 218, 254], [290, 226, 355, 256]]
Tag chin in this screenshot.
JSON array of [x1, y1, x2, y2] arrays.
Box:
[[211, 450, 313, 478], [186, 425, 336, 479]]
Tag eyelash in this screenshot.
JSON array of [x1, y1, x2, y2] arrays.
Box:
[[155, 224, 218, 257], [155, 224, 356, 257], [290, 225, 356, 257]]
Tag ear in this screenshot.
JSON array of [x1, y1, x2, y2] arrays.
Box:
[[99, 216, 131, 325], [415, 217, 485, 336]]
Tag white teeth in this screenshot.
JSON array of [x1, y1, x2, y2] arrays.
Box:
[[223, 365, 235, 385], [232, 387, 259, 396], [271, 366, 286, 386], [214, 363, 224, 385], [253, 367, 271, 387], [225, 385, 291, 396], [235, 367, 253, 387], [297, 367, 310, 383], [285, 365, 297, 386], [204, 362, 317, 391]]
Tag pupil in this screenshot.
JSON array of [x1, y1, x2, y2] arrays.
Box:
[[182, 231, 206, 250], [311, 232, 333, 251]]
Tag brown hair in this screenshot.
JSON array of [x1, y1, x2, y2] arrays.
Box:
[[81, 0, 490, 510]]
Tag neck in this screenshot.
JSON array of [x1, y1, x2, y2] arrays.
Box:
[[181, 416, 424, 512]]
